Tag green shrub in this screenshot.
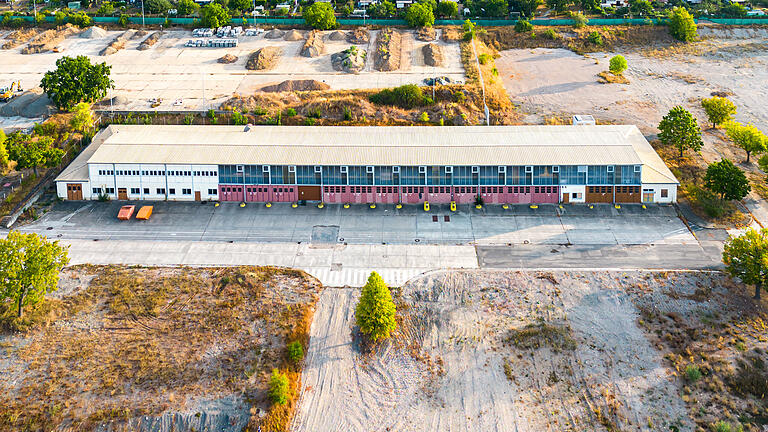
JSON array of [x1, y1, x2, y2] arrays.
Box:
[[285, 107, 297, 117], [252, 106, 267, 116], [685, 364, 702, 382], [268, 369, 289, 405], [355, 272, 396, 342], [369, 84, 432, 109], [118, 14, 129, 27], [307, 107, 322, 118], [304, 118, 316, 126], [571, 11, 588, 28], [687, 184, 732, 219], [454, 91, 466, 103], [478, 53, 490, 65], [343, 106, 352, 121], [588, 31, 603, 45], [515, 19, 533, 33], [419, 112, 430, 122], [183, 114, 194, 125], [287, 341, 304, 365], [543, 28, 559, 39], [609, 54, 628, 75], [231, 110, 247, 125], [669, 6, 697, 42]]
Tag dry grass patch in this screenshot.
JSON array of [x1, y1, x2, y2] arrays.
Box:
[[0, 265, 322, 432], [597, 71, 630, 84]]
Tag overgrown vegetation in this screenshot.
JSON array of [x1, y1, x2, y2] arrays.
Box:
[[369, 84, 434, 109], [0, 265, 321, 432], [508, 321, 577, 352]]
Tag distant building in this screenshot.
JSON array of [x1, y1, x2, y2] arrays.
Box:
[[56, 125, 679, 205], [601, 0, 629, 8]]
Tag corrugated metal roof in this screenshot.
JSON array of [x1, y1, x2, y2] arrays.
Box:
[[57, 125, 679, 184]]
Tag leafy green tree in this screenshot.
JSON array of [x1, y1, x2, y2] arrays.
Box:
[[69, 102, 94, 134], [588, 30, 602, 45], [485, 0, 509, 16], [97, 2, 115, 15], [228, 0, 251, 12], [546, 0, 571, 14], [704, 158, 750, 201], [436, 0, 458, 17], [0, 130, 8, 170], [658, 106, 702, 158], [176, 0, 200, 15], [668, 6, 696, 42], [463, 19, 477, 40], [405, 2, 435, 27], [701, 96, 736, 129], [609, 54, 627, 74], [725, 122, 768, 163], [0, 231, 69, 318], [355, 272, 396, 342], [40, 56, 114, 111], [759, 153, 768, 175], [200, 3, 231, 28], [303, 2, 336, 30], [510, 0, 543, 17], [578, 0, 600, 12], [723, 228, 768, 299], [629, 0, 653, 16], [720, 3, 747, 17], [6, 133, 65, 176], [368, 0, 396, 17], [118, 14, 129, 27], [267, 369, 289, 405], [145, 0, 173, 14]]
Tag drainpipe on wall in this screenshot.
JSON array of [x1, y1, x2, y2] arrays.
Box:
[[112, 163, 117, 199], [164, 164, 169, 201]]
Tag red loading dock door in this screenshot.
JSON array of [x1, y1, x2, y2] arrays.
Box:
[[299, 186, 321, 201]]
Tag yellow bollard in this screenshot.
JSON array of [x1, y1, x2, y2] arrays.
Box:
[[614, 204, 621, 209], [370, 203, 376, 209], [240, 202, 246, 208], [396, 203, 402, 209], [502, 204, 509, 210], [318, 202, 324, 209], [291, 202, 297, 208], [423, 201, 430, 212], [214, 202, 220, 207], [265, 202, 272, 208], [344, 203, 350, 209], [450, 201, 457, 212], [530, 204, 538, 209]]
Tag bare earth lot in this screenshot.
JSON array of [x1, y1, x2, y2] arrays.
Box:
[[0, 28, 463, 114], [294, 270, 768, 432]]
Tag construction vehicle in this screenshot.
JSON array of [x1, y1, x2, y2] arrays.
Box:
[[0, 81, 22, 102]]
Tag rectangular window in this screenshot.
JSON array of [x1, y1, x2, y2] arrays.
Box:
[[169, 188, 176, 195], [157, 188, 165, 195], [131, 188, 140, 194], [92, 188, 100, 194], [144, 188, 150, 194], [106, 188, 114, 194], [661, 189, 668, 198], [183, 188, 191, 195]]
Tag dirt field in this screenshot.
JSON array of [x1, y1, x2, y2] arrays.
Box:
[[293, 270, 768, 432], [0, 28, 463, 114], [0, 265, 321, 431]]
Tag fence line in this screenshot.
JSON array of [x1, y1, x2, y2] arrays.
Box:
[[8, 15, 768, 27]]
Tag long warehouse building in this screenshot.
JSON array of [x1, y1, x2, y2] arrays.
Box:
[[56, 124, 679, 205]]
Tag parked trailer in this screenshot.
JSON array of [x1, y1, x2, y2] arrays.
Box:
[[117, 205, 135, 220]]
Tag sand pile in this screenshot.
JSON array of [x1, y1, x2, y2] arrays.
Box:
[[327, 30, 346, 41], [284, 29, 304, 41], [79, 26, 107, 39], [97, 94, 129, 107], [22, 24, 80, 54], [347, 28, 369, 44], [422, 43, 443, 66], [131, 30, 147, 39], [264, 29, 285, 39], [246, 46, 282, 70], [374, 28, 401, 71], [416, 27, 436, 41], [300, 30, 323, 57], [2, 28, 40, 50], [331, 46, 366, 73], [138, 32, 160, 50], [259, 80, 330, 92], [218, 53, 238, 63], [100, 30, 134, 56]]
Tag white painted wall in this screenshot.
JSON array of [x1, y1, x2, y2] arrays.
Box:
[[56, 181, 91, 200], [642, 184, 677, 204], [560, 185, 586, 203]]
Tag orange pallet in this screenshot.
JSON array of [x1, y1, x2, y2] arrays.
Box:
[[136, 206, 153, 220], [117, 205, 135, 220]]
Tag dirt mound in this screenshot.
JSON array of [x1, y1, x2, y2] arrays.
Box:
[[79, 26, 107, 39], [0, 90, 53, 118], [264, 29, 285, 39], [259, 80, 330, 92], [347, 28, 369, 44], [331, 46, 366, 73], [327, 30, 346, 41], [96, 94, 129, 107], [2, 28, 40, 50], [138, 32, 160, 50], [374, 28, 401, 71], [442, 27, 462, 42], [22, 24, 80, 54], [300, 30, 324, 57], [246, 46, 282, 70], [131, 30, 147, 39], [99, 30, 133, 56], [284, 29, 304, 41], [218, 53, 238, 64], [422, 43, 443, 66], [416, 27, 436, 41]]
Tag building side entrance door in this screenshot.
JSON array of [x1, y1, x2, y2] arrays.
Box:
[[117, 188, 128, 200], [66, 183, 83, 200], [298, 186, 321, 201], [195, 191, 201, 201]]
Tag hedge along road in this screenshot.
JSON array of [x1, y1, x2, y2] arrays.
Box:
[[9, 15, 768, 26]]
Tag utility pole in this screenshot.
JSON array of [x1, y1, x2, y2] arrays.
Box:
[[141, 0, 145, 27]]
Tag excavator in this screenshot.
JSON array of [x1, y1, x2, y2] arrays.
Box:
[[0, 81, 23, 102]]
